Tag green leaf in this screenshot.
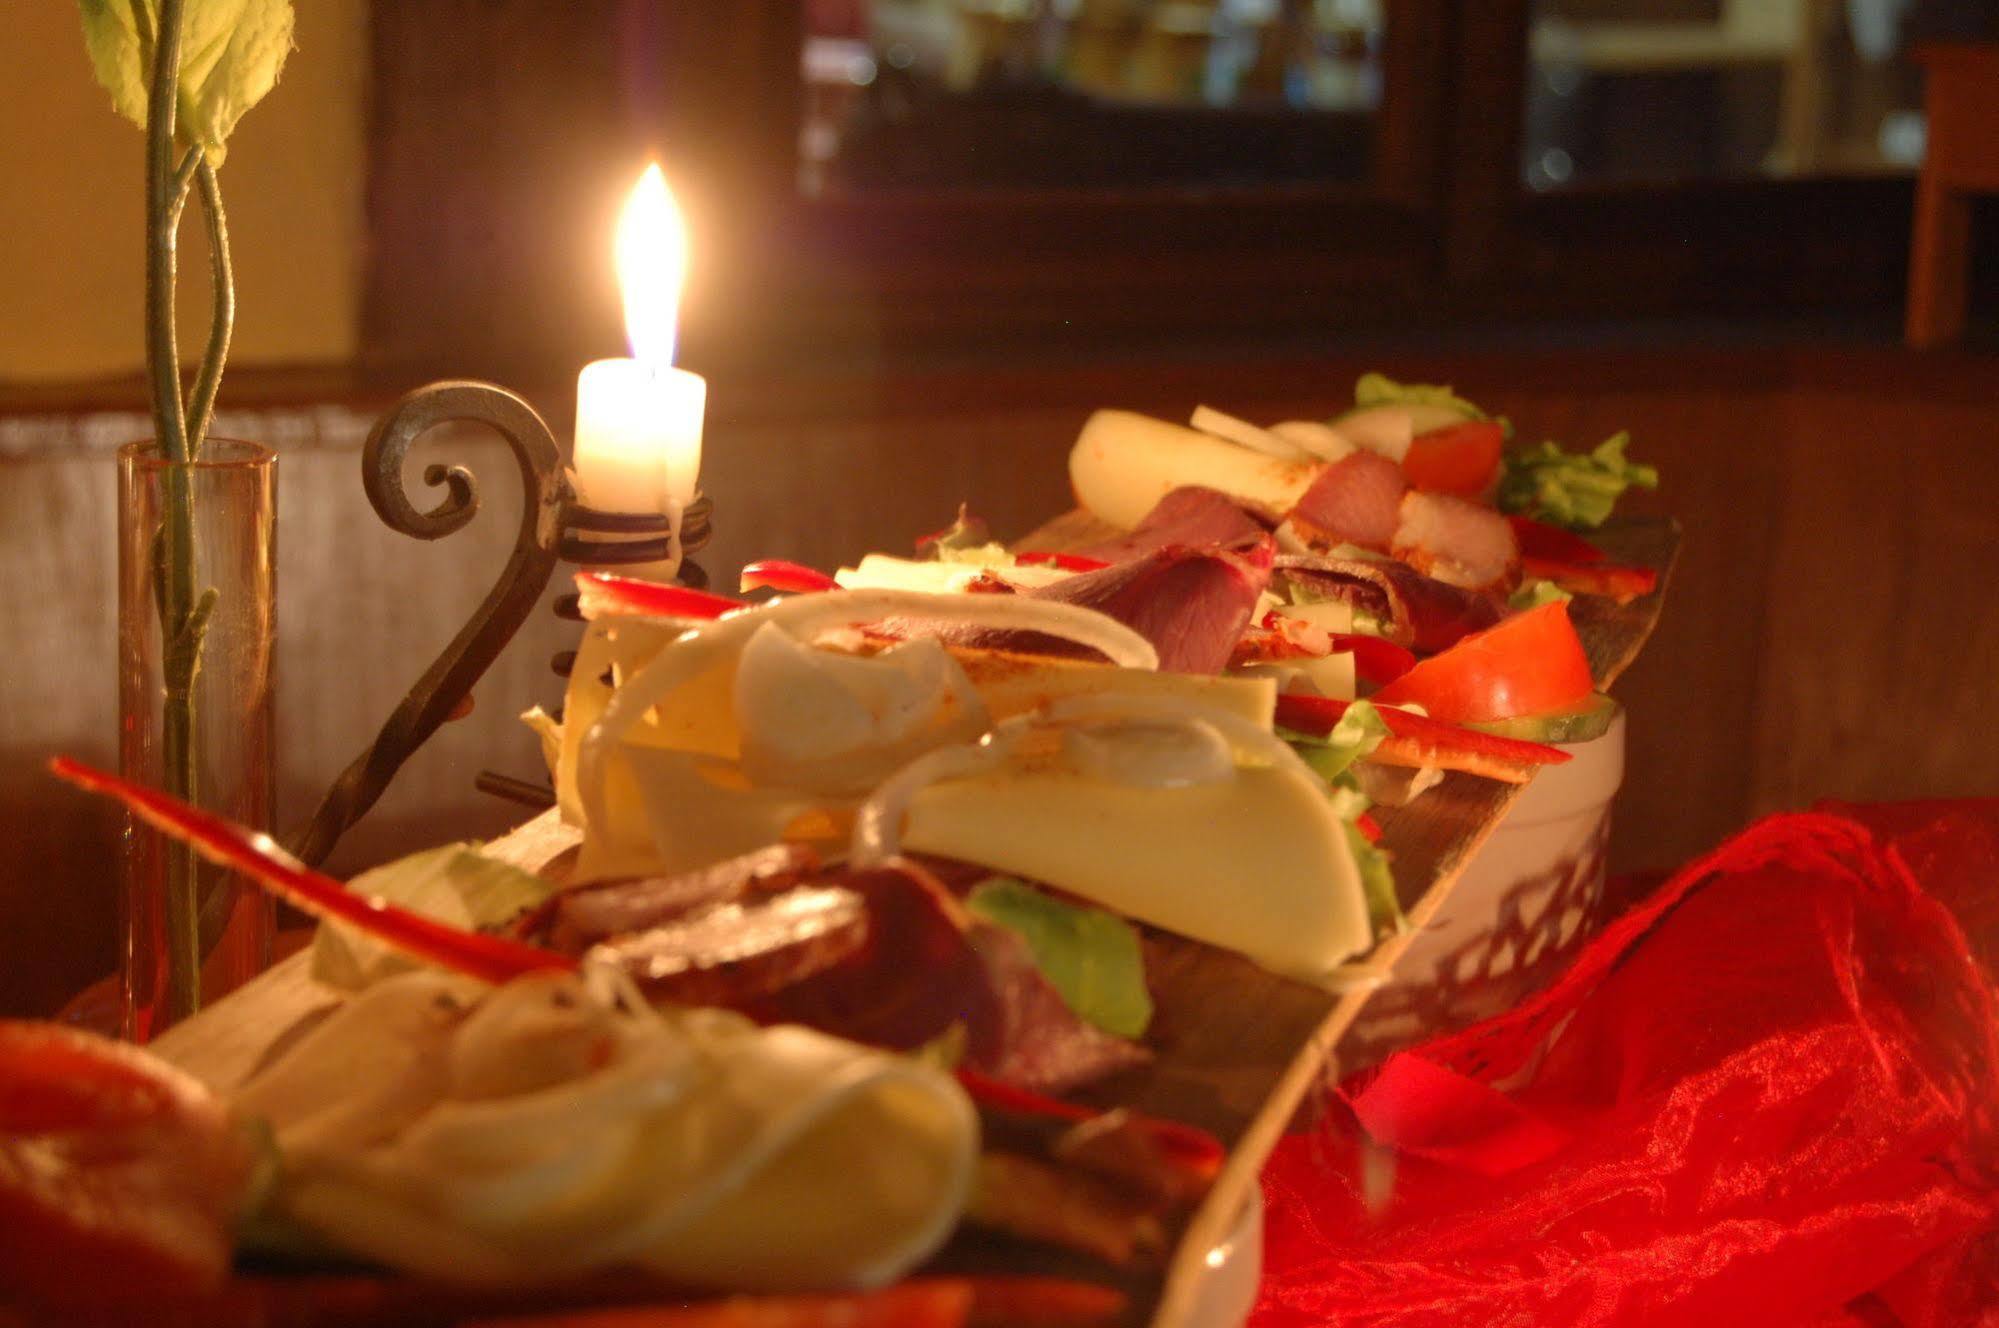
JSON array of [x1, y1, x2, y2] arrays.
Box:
[[78, 0, 295, 165], [1497, 430, 1659, 530], [966, 878, 1154, 1039], [1353, 372, 1491, 422], [310, 845, 554, 990]]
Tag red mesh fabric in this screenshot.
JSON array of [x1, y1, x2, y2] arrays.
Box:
[[1256, 805, 1999, 1327]]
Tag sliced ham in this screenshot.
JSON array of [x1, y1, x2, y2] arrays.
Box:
[[523, 843, 823, 953], [1275, 554, 1503, 654], [1390, 491, 1521, 593], [1069, 486, 1272, 564], [744, 859, 1150, 1094], [587, 886, 871, 1007], [1284, 450, 1408, 552], [890, 538, 1274, 676]]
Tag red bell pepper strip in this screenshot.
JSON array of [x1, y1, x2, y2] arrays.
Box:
[[461, 1282, 975, 1328], [739, 559, 840, 595], [48, 758, 574, 987], [1506, 514, 1607, 563], [1355, 811, 1384, 844], [954, 1068, 1224, 1182], [577, 571, 746, 622], [1275, 693, 1570, 783], [1013, 551, 1111, 573], [1521, 555, 1658, 605]]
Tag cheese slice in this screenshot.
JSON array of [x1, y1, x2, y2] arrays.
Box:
[[1070, 408, 1323, 529], [901, 761, 1370, 982]]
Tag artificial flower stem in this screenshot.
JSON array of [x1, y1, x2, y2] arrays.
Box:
[[143, 0, 208, 1022]]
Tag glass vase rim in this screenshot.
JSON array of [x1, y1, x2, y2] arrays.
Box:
[[118, 438, 275, 471]]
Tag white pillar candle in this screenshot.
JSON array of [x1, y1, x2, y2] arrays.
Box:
[[572, 358, 704, 513], [571, 163, 704, 527]]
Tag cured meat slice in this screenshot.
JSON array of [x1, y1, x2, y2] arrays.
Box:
[[1285, 450, 1408, 551], [744, 860, 1150, 1094], [1069, 485, 1271, 564], [523, 843, 823, 952], [1275, 554, 1502, 654]]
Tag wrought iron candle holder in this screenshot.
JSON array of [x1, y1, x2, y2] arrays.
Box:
[[287, 380, 710, 867]]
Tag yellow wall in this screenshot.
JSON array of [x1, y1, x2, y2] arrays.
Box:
[[0, 2, 367, 383]]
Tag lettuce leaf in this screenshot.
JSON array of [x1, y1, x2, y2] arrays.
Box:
[[1508, 578, 1574, 611], [1346, 823, 1404, 939], [966, 878, 1154, 1039], [310, 845, 553, 990], [1353, 372, 1491, 422], [1279, 698, 1390, 785], [1498, 431, 1659, 530]]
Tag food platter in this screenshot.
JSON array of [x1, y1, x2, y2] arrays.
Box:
[[148, 512, 1678, 1328]]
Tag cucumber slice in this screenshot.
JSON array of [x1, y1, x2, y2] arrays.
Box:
[[1466, 693, 1620, 745]]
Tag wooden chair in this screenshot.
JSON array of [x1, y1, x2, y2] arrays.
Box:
[[1906, 43, 1999, 348]]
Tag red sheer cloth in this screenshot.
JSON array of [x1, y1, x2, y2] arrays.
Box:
[[1256, 802, 1999, 1327]]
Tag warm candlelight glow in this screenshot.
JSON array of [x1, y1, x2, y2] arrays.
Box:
[[615, 163, 688, 367]]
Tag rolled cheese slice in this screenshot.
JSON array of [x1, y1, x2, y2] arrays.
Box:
[[1070, 408, 1324, 529], [241, 970, 978, 1293], [900, 749, 1371, 983]]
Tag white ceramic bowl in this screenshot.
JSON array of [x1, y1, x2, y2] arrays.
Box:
[[1342, 711, 1626, 1068]]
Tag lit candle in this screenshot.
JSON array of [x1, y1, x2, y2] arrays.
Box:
[[572, 164, 705, 529]]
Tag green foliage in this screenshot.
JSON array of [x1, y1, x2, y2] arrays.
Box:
[[79, 0, 295, 165], [1353, 372, 1491, 422], [1498, 431, 1660, 530]]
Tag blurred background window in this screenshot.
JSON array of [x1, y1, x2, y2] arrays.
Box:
[[801, 0, 1387, 192], [1520, 0, 1935, 191]]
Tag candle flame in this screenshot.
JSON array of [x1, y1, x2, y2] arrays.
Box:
[[615, 163, 687, 367]]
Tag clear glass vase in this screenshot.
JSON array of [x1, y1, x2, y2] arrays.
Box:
[[117, 439, 276, 1041]]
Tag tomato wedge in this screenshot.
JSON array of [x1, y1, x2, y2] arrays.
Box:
[[1402, 420, 1505, 496], [1366, 600, 1594, 724], [739, 560, 840, 595], [0, 1021, 259, 1310], [1275, 693, 1570, 783], [577, 571, 747, 621]]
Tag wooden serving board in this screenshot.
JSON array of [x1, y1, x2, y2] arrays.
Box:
[[152, 516, 1679, 1328]]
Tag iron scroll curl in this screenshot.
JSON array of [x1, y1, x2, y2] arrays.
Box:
[[288, 381, 568, 867]]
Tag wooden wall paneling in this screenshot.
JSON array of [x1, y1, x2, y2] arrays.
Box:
[[1750, 383, 1999, 810]]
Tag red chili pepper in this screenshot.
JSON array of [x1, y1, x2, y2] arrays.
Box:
[[1013, 551, 1111, 573], [576, 571, 746, 621], [48, 758, 574, 986], [739, 559, 840, 595], [1274, 693, 1570, 781], [954, 1068, 1224, 1180], [1506, 514, 1607, 564]]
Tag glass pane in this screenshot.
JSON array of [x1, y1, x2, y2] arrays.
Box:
[[1521, 0, 1931, 191], [801, 0, 1386, 194]]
